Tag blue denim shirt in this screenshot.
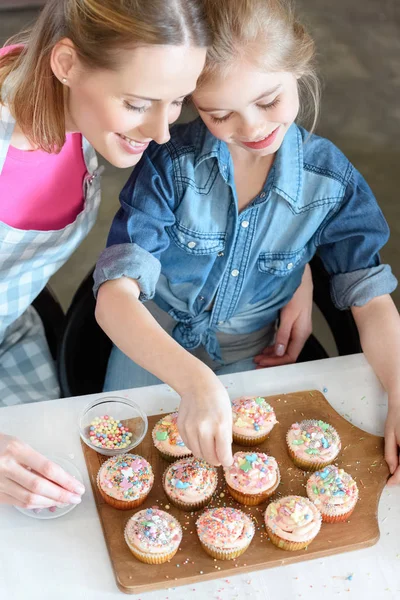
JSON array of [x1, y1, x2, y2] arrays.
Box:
[[94, 119, 397, 362]]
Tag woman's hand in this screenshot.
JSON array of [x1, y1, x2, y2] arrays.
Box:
[[177, 370, 233, 467], [385, 403, 400, 485], [254, 264, 313, 368], [0, 434, 85, 508]]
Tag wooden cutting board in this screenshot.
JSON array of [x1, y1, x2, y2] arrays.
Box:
[[81, 390, 388, 594]]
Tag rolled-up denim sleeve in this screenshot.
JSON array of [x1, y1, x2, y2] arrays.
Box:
[[93, 143, 176, 301], [316, 167, 397, 309]]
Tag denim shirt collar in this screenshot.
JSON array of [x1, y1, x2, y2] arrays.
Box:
[[193, 119, 303, 207]]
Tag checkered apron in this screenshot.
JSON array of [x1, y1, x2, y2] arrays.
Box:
[[0, 103, 102, 406]]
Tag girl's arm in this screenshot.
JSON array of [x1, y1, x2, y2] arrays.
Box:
[[96, 277, 233, 467], [352, 295, 400, 485]]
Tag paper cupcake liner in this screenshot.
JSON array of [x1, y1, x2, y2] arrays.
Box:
[[286, 432, 337, 471], [267, 528, 315, 551], [96, 471, 150, 511], [163, 467, 218, 512], [199, 540, 251, 561], [320, 506, 356, 523], [226, 473, 280, 506], [124, 527, 179, 564], [232, 431, 271, 447]]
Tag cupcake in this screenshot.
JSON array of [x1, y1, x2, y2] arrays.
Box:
[[97, 454, 154, 510], [124, 507, 182, 564], [286, 419, 341, 471], [163, 457, 218, 511], [265, 495, 322, 551], [196, 507, 255, 560], [152, 412, 192, 461], [224, 452, 280, 506], [232, 396, 277, 446], [306, 465, 359, 523]]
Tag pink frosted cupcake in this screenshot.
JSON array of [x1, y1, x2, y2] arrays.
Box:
[[265, 495, 322, 551], [306, 465, 359, 523], [124, 507, 182, 564], [224, 452, 280, 506], [163, 457, 218, 511], [152, 412, 192, 461], [97, 454, 154, 510], [232, 396, 277, 446], [286, 419, 341, 471], [196, 507, 255, 560]]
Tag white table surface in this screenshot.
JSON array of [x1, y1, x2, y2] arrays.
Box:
[[0, 354, 399, 600]]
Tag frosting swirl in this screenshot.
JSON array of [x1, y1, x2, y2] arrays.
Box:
[[265, 496, 322, 542], [125, 508, 182, 554], [232, 396, 277, 436], [164, 457, 218, 503], [196, 507, 255, 550], [287, 419, 341, 463], [98, 454, 153, 501], [306, 465, 358, 516], [224, 452, 280, 493], [152, 413, 192, 457]]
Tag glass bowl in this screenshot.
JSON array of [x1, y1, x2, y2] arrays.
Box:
[[79, 396, 148, 456]]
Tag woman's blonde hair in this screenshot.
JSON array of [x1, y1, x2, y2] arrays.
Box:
[[200, 0, 320, 132], [0, 0, 211, 152]]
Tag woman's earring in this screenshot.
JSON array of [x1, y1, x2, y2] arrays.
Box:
[[62, 77, 67, 84]]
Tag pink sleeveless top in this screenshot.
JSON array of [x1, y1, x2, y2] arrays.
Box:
[[0, 45, 87, 230]]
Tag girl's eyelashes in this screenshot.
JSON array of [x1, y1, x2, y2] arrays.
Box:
[[208, 97, 281, 125], [258, 97, 281, 111]]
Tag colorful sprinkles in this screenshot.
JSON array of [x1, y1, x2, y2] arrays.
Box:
[[232, 396, 277, 433], [196, 507, 255, 550], [224, 452, 280, 492], [88, 415, 132, 450], [287, 419, 341, 460], [98, 454, 153, 501], [125, 508, 182, 552]]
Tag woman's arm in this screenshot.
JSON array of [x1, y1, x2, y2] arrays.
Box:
[[96, 277, 233, 467], [352, 295, 400, 485]]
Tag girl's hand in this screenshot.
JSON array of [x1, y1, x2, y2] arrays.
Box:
[[0, 434, 85, 508], [177, 372, 233, 467], [385, 404, 400, 485], [254, 264, 313, 368]]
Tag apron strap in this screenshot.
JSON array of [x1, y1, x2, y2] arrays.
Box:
[[0, 103, 15, 176]]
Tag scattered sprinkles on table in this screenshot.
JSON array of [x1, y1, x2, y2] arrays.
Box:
[[232, 396, 277, 445], [286, 419, 341, 470], [163, 457, 218, 510], [88, 415, 132, 450], [124, 508, 182, 564], [97, 454, 154, 504], [265, 495, 322, 551], [306, 465, 359, 522], [152, 412, 192, 460]]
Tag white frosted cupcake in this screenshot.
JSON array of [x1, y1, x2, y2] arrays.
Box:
[[232, 396, 277, 446], [152, 412, 192, 461], [306, 465, 359, 523], [265, 495, 322, 551], [124, 507, 182, 564], [163, 457, 218, 511]]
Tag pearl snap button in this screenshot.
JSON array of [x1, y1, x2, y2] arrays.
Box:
[[241, 221, 249, 228], [287, 262, 294, 270], [218, 251, 224, 257], [231, 269, 239, 277], [188, 241, 196, 249]]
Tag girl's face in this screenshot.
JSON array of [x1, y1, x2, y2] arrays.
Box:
[[53, 43, 207, 168], [192, 60, 300, 158]]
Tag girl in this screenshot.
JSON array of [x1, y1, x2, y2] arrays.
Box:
[[95, 0, 400, 483], [0, 0, 210, 508]]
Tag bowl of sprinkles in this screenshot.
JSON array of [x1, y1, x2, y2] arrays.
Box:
[[79, 396, 148, 456]]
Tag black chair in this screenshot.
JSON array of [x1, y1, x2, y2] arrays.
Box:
[[32, 286, 65, 360], [58, 258, 361, 397]]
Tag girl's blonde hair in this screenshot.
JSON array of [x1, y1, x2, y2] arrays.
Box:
[[200, 0, 320, 132], [0, 0, 211, 152]]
